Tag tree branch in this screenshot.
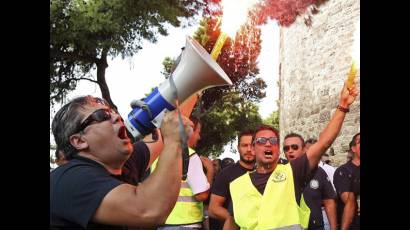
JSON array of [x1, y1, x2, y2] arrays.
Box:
[[72, 77, 99, 84], [51, 48, 98, 64]]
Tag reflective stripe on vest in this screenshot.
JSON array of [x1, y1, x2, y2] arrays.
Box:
[[151, 148, 204, 225], [230, 164, 310, 230]]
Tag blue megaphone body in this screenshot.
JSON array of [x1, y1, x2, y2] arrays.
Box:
[[124, 36, 233, 139]]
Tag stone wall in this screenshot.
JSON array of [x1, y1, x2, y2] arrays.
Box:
[[278, 0, 360, 166]]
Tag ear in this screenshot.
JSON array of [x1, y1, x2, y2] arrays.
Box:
[[302, 146, 307, 153], [352, 145, 358, 154], [69, 133, 89, 152]]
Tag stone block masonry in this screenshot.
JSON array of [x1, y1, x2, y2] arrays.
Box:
[[278, 0, 360, 166]]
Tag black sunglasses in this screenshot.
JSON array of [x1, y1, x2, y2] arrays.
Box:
[[283, 144, 300, 152], [76, 108, 114, 133], [254, 137, 279, 145]]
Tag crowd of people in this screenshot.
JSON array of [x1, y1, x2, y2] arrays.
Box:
[[50, 80, 359, 230]]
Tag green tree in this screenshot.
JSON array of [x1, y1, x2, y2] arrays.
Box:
[[194, 17, 266, 109], [161, 57, 175, 79], [50, 0, 205, 110], [160, 16, 266, 156], [191, 17, 266, 156], [195, 92, 263, 157], [263, 110, 279, 130]]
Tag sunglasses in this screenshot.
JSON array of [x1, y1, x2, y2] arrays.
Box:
[[254, 137, 279, 145], [283, 144, 300, 152], [76, 108, 114, 133]]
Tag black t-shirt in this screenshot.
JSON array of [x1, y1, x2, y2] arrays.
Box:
[[50, 141, 150, 230], [250, 154, 314, 205], [333, 161, 360, 230], [303, 167, 336, 228], [211, 162, 254, 230], [122, 141, 151, 185], [212, 162, 254, 209]]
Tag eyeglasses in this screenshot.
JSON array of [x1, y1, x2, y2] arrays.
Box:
[[283, 144, 300, 152], [254, 137, 279, 145], [76, 108, 114, 133]]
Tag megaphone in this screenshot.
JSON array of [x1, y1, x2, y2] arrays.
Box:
[[124, 36, 233, 139]]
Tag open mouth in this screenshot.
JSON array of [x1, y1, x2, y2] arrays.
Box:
[[264, 150, 273, 158], [118, 126, 129, 140]]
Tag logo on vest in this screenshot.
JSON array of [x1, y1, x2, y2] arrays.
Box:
[[309, 179, 319, 189], [272, 170, 286, 182]]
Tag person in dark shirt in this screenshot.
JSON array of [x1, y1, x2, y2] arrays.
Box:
[[221, 157, 235, 170], [284, 133, 337, 230], [334, 133, 360, 230], [212, 159, 222, 176], [208, 130, 255, 230], [50, 95, 193, 230], [224, 81, 358, 230]]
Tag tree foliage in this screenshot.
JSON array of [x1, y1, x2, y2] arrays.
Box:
[[185, 0, 329, 156], [50, 0, 205, 109], [253, 0, 330, 27], [193, 17, 266, 110], [263, 110, 279, 130], [195, 93, 263, 157], [161, 14, 266, 156]]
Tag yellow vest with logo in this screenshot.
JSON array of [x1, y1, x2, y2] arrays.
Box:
[[230, 163, 310, 230], [151, 148, 204, 225]]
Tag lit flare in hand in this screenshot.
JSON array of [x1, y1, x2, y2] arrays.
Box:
[[347, 19, 360, 88], [347, 60, 357, 88]]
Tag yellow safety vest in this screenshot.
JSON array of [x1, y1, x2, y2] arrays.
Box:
[[230, 163, 310, 230], [151, 148, 204, 225]]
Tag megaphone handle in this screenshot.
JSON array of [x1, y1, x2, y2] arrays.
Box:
[[168, 75, 190, 181], [176, 101, 189, 181]]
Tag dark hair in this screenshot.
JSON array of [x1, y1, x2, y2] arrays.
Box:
[[238, 129, 254, 145], [349, 132, 360, 150], [221, 157, 235, 169], [284, 132, 305, 147], [213, 158, 222, 165], [51, 96, 109, 160], [305, 138, 317, 145], [54, 148, 65, 160], [252, 125, 279, 145]]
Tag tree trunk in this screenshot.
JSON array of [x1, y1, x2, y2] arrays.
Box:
[[96, 49, 118, 111]]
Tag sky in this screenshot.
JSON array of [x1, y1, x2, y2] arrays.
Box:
[[50, 19, 280, 164]]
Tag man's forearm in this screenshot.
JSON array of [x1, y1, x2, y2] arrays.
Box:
[[209, 205, 231, 221], [308, 109, 346, 168], [223, 216, 239, 230], [323, 199, 338, 230], [341, 200, 356, 230]]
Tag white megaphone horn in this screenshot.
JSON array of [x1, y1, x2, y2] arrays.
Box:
[[125, 36, 233, 139]]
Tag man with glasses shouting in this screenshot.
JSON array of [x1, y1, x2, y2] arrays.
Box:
[[224, 81, 358, 230], [284, 133, 337, 230], [50, 96, 194, 230]]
